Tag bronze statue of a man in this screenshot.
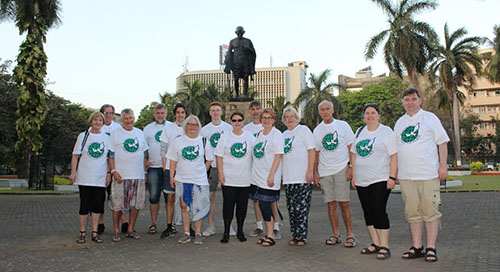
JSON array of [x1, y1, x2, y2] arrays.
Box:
[[224, 26, 256, 99]]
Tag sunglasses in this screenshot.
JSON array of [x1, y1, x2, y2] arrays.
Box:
[[232, 119, 244, 123]]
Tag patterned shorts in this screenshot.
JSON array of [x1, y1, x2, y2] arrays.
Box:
[[110, 179, 146, 211]]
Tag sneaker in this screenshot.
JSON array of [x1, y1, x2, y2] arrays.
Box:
[[160, 227, 173, 239], [193, 233, 203, 245], [249, 228, 264, 237], [273, 229, 282, 240], [202, 226, 216, 237], [177, 233, 191, 244], [229, 225, 236, 236], [170, 225, 178, 235]]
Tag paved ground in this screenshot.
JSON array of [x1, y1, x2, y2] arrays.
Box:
[[0, 190, 499, 272]]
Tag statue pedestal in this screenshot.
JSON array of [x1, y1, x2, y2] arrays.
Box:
[[225, 101, 252, 125]]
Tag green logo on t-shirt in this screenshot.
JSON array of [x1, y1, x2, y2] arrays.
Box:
[[182, 145, 200, 161], [106, 132, 111, 136], [155, 131, 162, 142], [356, 138, 375, 157], [284, 136, 294, 154], [210, 133, 221, 148], [253, 141, 267, 159], [401, 123, 420, 143], [322, 131, 338, 151], [231, 142, 247, 158], [124, 137, 139, 153], [88, 142, 105, 158]]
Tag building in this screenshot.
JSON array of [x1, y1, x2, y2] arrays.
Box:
[[338, 66, 387, 92], [176, 61, 308, 108], [460, 48, 500, 136]]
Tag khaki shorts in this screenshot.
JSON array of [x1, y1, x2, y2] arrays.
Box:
[[319, 166, 350, 203], [400, 179, 442, 223]]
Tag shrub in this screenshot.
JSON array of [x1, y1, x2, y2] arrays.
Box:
[[54, 176, 72, 185], [470, 161, 483, 173], [446, 176, 456, 181]]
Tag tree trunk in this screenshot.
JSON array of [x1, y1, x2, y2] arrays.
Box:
[[452, 90, 462, 167]]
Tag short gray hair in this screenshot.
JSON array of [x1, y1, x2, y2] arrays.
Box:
[[120, 108, 134, 117], [318, 100, 333, 111], [182, 115, 202, 134], [154, 103, 167, 111], [282, 107, 300, 123]]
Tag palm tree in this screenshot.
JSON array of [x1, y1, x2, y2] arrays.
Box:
[[174, 79, 210, 124], [365, 0, 437, 89], [483, 25, 500, 83], [428, 23, 482, 167], [269, 96, 291, 132], [293, 69, 341, 130], [1, 0, 61, 178]]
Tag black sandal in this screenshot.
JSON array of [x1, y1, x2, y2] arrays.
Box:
[[148, 224, 157, 234], [257, 236, 268, 245], [91, 231, 103, 243], [425, 247, 438, 262], [402, 246, 425, 259], [344, 236, 356, 248], [377, 247, 391, 260], [361, 243, 380, 254], [296, 238, 307, 246], [76, 231, 86, 244], [261, 237, 276, 247]]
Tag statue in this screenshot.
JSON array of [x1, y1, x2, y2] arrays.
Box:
[[224, 26, 256, 100]]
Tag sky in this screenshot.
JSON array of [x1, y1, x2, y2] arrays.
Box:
[[1, 0, 498, 115]]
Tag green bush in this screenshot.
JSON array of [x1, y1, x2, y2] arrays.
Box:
[[470, 161, 483, 173], [446, 176, 456, 181], [54, 176, 72, 185]]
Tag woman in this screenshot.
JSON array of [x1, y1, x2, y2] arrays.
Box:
[[69, 111, 110, 244], [215, 111, 255, 243], [281, 107, 315, 246], [167, 115, 210, 245], [252, 108, 284, 247], [350, 103, 397, 259]]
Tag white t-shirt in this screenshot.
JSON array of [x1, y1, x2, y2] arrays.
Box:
[[72, 131, 109, 187], [201, 121, 232, 168], [102, 121, 120, 136], [109, 127, 148, 179], [394, 109, 449, 180], [351, 125, 397, 187], [313, 119, 355, 177], [282, 125, 315, 184], [159, 122, 184, 170], [167, 135, 208, 185], [215, 131, 255, 187], [144, 120, 171, 168], [244, 122, 263, 137], [251, 127, 284, 190]]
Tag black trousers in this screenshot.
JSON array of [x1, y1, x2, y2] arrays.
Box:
[[356, 181, 391, 229], [222, 185, 250, 222]]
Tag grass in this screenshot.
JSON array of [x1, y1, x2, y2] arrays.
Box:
[[0, 187, 76, 195], [444, 175, 500, 191]]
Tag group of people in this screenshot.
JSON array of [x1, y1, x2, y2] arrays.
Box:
[[69, 87, 449, 262]]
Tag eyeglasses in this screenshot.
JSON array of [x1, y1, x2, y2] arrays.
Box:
[[232, 119, 244, 122], [104, 112, 114, 115], [186, 123, 199, 127], [262, 117, 274, 120]]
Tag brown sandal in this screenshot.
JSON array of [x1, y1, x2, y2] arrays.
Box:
[[344, 236, 356, 248], [325, 235, 341, 245], [76, 231, 86, 244]]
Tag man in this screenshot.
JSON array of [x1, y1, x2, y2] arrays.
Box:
[[394, 88, 449, 262], [201, 102, 233, 236], [243, 100, 282, 239], [313, 100, 356, 248], [158, 103, 186, 238], [97, 104, 126, 234], [143, 104, 171, 235], [109, 109, 148, 242]]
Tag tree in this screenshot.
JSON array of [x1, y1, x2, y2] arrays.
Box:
[[0, 59, 18, 172], [1, 0, 62, 177], [338, 76, 407, 131], [293, 69, 342, 130], [159, 91, 176, 121], [428, 23, 482, 167], [482, 25, 500, 84], [365, 0, 437, 89], [174, 79, 210, 124], [269, 96, 291, 132], [135, 102, 158, 130]]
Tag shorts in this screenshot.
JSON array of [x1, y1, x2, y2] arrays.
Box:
[[78, 185, 106, 214], [248, 184, 259, 202], [162, 169, 175, 195], [110, 179, 146, 212], [319, 166, 350, 203], [208, 167, 219, 192], [147, 167, 165, 204], [400, 179, 442, 223], [254, 187, 280, 203]]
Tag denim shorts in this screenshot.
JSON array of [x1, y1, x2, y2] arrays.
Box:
[[147, 167, 174, 204], [162, 169, 175, 195]]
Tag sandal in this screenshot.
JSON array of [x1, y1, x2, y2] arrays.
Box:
[[425, 247, 438, 262], [76, 231, 86, 244], [257, 236, 268, 245], [289, 238, 298, 246], [325, 235, 341, 245], [261, 237, 276, 247], [148, 224, 157, 234], [91, 231, 103, 243], [361, 243, 380, 254], [126, 231, 141, 239], [402, 246, 425, 259], [112, 233, 121, 242], [296, 238, 307, 246], [344, 236, 356, 248], [377, 247, 391, 260]]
